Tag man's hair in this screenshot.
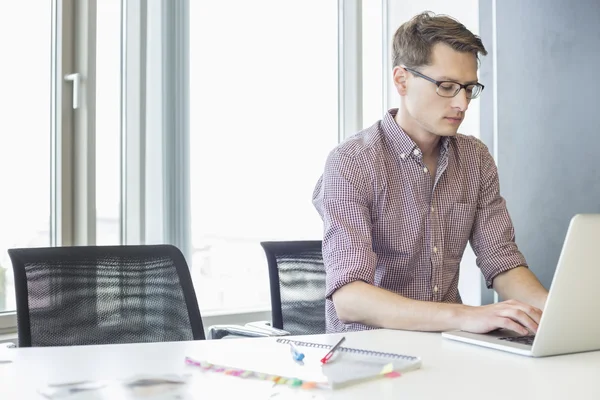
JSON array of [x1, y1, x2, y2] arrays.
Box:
[[392, 11, 488, 69]]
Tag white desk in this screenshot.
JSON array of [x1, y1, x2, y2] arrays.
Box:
[[1, 329, 599, 399]]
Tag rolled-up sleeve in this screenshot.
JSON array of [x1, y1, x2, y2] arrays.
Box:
[[312, 149, 378, 299], [470, 142, 528, 288]]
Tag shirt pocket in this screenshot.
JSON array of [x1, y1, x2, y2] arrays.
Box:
[[445, 202, 477, 258]]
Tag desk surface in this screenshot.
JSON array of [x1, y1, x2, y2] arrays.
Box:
[[1, 329, 599, 399]]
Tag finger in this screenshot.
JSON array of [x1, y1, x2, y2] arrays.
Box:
[[500, 309, 538, 334], [504, 300, 543, 324], [497, 317, 529, 336], [516, 304, 542, 325]]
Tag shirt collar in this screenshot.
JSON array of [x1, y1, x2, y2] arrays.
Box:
[[382, 108, 451, 160]]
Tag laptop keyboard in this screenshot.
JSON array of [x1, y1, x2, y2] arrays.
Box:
[[498, 335, 535, 345]]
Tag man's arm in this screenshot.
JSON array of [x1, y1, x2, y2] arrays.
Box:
[[492, 266, 548, 310], [469, 140, 545, 313], [333, 280, 541, 335]]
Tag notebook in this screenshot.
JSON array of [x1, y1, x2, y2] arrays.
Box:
[[186, 338, 421, 390], [277, 338, 422, 388]]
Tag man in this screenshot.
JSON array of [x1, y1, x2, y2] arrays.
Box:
[[312, 11, 548, 334]]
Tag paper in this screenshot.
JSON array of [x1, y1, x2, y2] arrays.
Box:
[[320, 353, 409, 389], [37, 374, 193, 400]]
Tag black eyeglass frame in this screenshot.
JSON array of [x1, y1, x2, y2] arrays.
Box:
[[402, 66, 485, 99]]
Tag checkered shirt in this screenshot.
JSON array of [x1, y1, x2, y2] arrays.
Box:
[[312, 109, 527, 333]]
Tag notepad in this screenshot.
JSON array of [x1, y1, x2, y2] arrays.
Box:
[[186, 338, 421, 390], [277, 338, 422, 389]]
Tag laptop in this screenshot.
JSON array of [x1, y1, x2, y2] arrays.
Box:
[[442, 213, 600, 357]]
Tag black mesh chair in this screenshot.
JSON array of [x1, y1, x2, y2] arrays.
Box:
[[259, 240, 326, 335], [8, 244, 206, 347]]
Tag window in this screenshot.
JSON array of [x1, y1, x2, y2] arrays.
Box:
[[0, 1, 391, 325], [189, 0, 339, 313], [0, 3, 52, 319], [0, 1, 126, 331]]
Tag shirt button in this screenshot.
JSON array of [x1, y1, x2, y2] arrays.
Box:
[[423, 167, 428, 173], [433, 246, 438, 254], [413, 149, 420, 156], [434, 285, 439, 293], [400, 153, 406, 159], [430, 206, 435, 213]]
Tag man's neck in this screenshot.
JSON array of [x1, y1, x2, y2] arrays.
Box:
[[394, 108, 441, 158]]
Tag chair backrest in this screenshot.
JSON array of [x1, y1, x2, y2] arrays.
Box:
[[260, 240, 326, 335], [8, 244, 205, 347]]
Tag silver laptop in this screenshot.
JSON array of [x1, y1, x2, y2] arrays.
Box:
[[442, 214, 600, 357]]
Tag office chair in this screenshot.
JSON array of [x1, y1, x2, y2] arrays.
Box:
[[258, 240, 326, 336], [8, 244, 206, 347]]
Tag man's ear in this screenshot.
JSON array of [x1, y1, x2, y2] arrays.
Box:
[[392, 66, 409, 96]]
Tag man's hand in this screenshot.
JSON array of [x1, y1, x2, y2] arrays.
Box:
[[458, 299, 542, 335]]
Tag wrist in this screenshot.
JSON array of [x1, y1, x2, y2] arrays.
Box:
[[451, 304, 472, 331], [442, 303, 470, 331]]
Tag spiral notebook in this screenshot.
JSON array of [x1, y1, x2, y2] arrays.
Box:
[[186, 338, 421, 390], [274, 338, 421, 389]]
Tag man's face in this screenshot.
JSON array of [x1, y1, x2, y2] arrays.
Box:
[[395, 42, 479, 137]]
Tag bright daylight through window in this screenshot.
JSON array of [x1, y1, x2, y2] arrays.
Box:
[[0, 3, 52, 320], [189, 0, 339, 313]]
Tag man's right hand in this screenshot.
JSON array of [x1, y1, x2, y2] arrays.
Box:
[[458, 299, 542, 335]]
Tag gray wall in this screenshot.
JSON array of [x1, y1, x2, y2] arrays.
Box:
[[479, 0, 600, 294]]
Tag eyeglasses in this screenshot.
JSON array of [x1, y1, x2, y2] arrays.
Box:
[[403, 66, 485, 99]]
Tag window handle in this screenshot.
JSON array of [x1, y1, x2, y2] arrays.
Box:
[[64, 73, 81, 109]]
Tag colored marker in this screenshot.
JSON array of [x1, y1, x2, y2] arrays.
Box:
[[289, 341, 305, 362]]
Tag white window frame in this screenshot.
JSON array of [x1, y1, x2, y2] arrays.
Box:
[[338, 0, 363, 140], [159, 0, 191, 258], [122, 0, 146, 245], [121, 0, 189, 253]]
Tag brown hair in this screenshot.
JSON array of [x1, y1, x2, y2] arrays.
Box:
[[392, 11, 488, 69]]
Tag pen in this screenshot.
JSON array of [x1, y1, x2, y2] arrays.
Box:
[[320, 336, 346, 364], [289, 342, 305, 362]]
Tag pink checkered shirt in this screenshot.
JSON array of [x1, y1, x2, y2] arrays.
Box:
[[312, 109, 527, 333]]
